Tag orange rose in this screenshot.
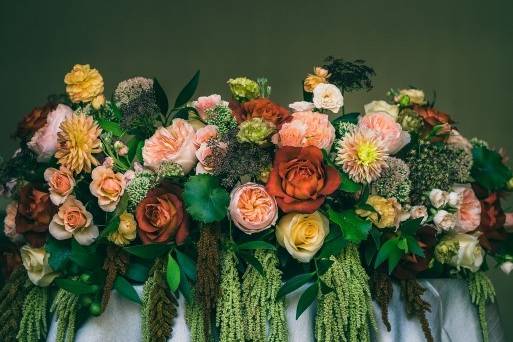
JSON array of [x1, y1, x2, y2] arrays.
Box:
[[135, 183, 189, 245], [413, 105, 453, 129], [44, 167, 75, 205], [266, 146, 340, 213], [15, 185, 56, 247], [89, 165, 126, 212], [16, 103, 57, 139], [230, 98, 290, 127]]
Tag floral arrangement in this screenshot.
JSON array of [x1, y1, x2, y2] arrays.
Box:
[[1, 57, 512, 342]]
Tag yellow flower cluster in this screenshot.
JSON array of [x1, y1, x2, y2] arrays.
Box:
[[303, 67, 330, 92], [64, 64, 104, 106], [356, 195, 401, 228]]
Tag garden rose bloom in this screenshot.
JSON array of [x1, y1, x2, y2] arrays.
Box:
[[312, 83, 343, 113], [44, 166, 75, 205], [359, 112, 410, 154], [49, 196, 99, 246], [16, 185, 56, 247], [108, 212, 137, 246], [90, 165, 126, 212], [16, 103, 56, 139], [143, 118, 198, 174], [276, 211, 329, 262], [194, 125, 218, 148], [429, 189, 449, 209], [394, 89, 426, 105], [266, 146, 340, 213], [229, 183, 278, 234], [356, 195, 403, 228], [289, 101, 315, 112], [364, 100, 399, 120], [135, 183, 189, 245], [232, 98, 290, 127], [20, 245, 58, 287], [192, 94, 227, 120], [433, 210, 457, 231], [273, 111, 336, 151], [446, 232, 484, 272], [453, 186, 481, 233], [28, 104, 73, 161]]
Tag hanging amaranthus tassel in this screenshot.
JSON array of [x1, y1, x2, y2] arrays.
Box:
[[51, 288, 81, 342], [141, 257, 178, 342], [0, 267, 32, 342], [195, 224, 221, 339], [315, 244, 375, 342], [17, 286, 50, 342], [241, 250, 288, 342], [101, 245, 129, 312], [400, 279, 433, 342], [216, 250, 244, 342], [370, 271, 393, 331], [468, 271, 495, 342], [185, 292, 206, 342]]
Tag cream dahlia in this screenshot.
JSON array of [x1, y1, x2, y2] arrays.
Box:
[[55, 113, 102, 174]]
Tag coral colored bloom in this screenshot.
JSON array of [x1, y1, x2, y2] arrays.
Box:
[[89, 165, 126, 212], [192, 95, 227, 121], [44, 166, 75, 205], [453, 186, 481, 233], [359, 112, 410, 154], [232, 98, 290, 127], [194, 125, 218, 148]]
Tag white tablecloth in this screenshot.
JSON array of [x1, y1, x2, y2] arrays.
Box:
[[47, 279, 504, 342]]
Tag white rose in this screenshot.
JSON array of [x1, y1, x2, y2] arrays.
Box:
[[410, 205, 428, 224], [363, 100, 399, 120], [433, 210, 456, 231], [312, 84, 343, 114], [449, 233, 484, 272], [394, 89, 426, 105], [289, 101, 315, 112], [20, 245, 59, 287], [429, 189, 449, 208], [500, 261, 513, 275], [447, 191, 463, 208]]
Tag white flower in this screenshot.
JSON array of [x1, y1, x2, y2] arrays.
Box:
[[312, 83, 343, 114], [410, 205, 428, 224], [289, 101, 315, 112], [429, 189, 449, 208], [394, 89, 426, 105], [500, 261, 513, 275], [364, 100, 399, 120], [20, 245, 59, 287], [448, 191, 463, 208], [448, 233, 484, 272], [433, 210, 456, 231]]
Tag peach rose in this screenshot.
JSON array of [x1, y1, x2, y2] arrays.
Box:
[[194, 125, 218, 148], [229, 183, 278, 234], [44, 166, 75, 205], [273, 111, 336, 151], [135, 183, 189, 245], [142, 118, 198, 174], [454, 186, 481, 233], [4, 201, 23, 242], [192, 94, 228, 120], [89, 165, 126, 212], [49, 196, 99, 246], [359, 112, 410, 154]]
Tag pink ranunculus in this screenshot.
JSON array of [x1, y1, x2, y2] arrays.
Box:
[[195, 141, 227, 174], [142, 119, 198, 174], [454, 186, 481, 233], [229, 182, 278, 234], [27, 104, 73, 161], [194, 125, 218, 148], [273, 111, 335, 151], [359, 112, 411, 154], [192, 94, 227, 121]]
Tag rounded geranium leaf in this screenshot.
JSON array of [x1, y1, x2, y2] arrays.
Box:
[[183, 174, 230, 223]]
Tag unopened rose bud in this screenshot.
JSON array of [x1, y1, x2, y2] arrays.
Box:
[[500, 261, 513, 275], [399, 95, 410, 107], [114, 141, 129, 156], [92, 94, 106, 110], [103, 157, 114, 168]]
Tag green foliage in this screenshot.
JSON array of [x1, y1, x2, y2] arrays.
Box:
[[468, 272, 496, 342], [17, 286, 50, 342], [471, 145, 512, 191], [153, 78, 169, 114], [46, 237, 71, 271], [323, 56, 375, 94], [124, 243, 172, 259], [183, 174, 230, 223], [0, 268, 32, 342], [174, 71, 200, 108], [114, 276, 141, 304], [327, 207, 372, 243], [276, 272, 316, 300], [166, 253, 181, 292], [51, 288, 81, 342]]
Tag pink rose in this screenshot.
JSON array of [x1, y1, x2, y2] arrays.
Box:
[[192, 94, 227, 120], [195, 141, 227, 174], [89, 165, 126, 212], [194, 125, 218, 148], [454, 186, 481, 233], [229, 182, 278, 234], [142, 119, 198, 174], [359, 112, 410, 154], [273, 111, 335, 151], [27, 104, 73, 161], [44, 167, 75, 206]]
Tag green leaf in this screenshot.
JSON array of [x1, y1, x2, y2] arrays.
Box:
[[406, 235, 425, 258], [396, 237, 408, 252], [374, 238, 401, 269], [45, 237, 71, 271], [316, 258, 334, 276], [339, 171, 362, 193], [331, 112, 360, 126], [319, 279, 334, 295], [166, 253, 180, 292], [296, 282, 319, 319], [276, 272, 316, 300], [400, 218, 423, 236], [176, 249, 197, 282], [328, 208, 372, 243], [172, 107, 193, 120], [237, 240, 276, 251], [183, 174, 230, 223], [178, 269, 193, 304], [55, 279, 97, 295], [471, 145, 512, 191], [387, 248, 403, 273], [97, 118, 123, 137], [239, 251, 264, 276], [70, 240, 101, 270], [153, 78, 169, 114], [318, 234, 347, 259], [114, 276, 141, 304], [99, 216, 120, 239], [124, 243, 172, 259], [125, 263, 150, 283], [174, 71, 200, 108], [114, 193, 129, 216]]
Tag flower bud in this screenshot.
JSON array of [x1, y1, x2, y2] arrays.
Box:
[[399, 95, 410, 107], [92, 94, 106, 110], [433, 210, 456, 231], [507, 177, 513, 191], [114, 141, 129, 156], [500, 261, 513, 275], [429, 189, 449, 208]]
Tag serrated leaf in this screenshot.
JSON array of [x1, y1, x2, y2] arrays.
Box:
[[328, 208, 372, 243], [55, 279, 97, 295], [276, 272, 316, 300], [166, 253, 180, 292], [183, 174, 229, 223], [239, 251, 264, 276], [176, 249, 197, 281], [124, 243, 172, 259], [45, 237, 71, 271], [397, 237, 408, 252], [296, 282, 319, 319], [153, 78, 169, 114], [174, 71, 200, 108], [97, 118, 124, 137], [237, 240, 276, 251], [114, 276, 141, 304]]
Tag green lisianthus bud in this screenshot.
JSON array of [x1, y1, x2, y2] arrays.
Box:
[[399, 94, 411, 107], [237, 118, 275, 145], [227, 77, 260, 102]]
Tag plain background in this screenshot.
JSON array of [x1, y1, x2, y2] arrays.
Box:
[[1, 0, 512, 339]]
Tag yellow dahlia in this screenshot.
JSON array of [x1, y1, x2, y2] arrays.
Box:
[[64, 64, 104, 103], [55, 113, 102, 174], [356, 195, 402, 228], [335, 128, 388, 183]]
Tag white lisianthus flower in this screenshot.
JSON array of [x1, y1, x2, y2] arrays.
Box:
[[394, 88, 426, 105], [429, 189, 449, 208], [364, 100, 399, 120], [448, 191, 463, 208], [20, 245, 59, 287], [312, 83, 343, 114], [288, 101, 315, 112], [500, 261, 513, 275], [410, 205, 429, 224], [433, 210, 456, 231]]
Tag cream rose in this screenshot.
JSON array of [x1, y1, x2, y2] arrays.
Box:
[[108, 212, 137, 246], [276, 211, 329, 262], [89, 165, 126, 212], [289, 101, 315, 112], [20, 245, 59, 287], [142, 118, 198, 174], [429, 189, 449, 208], [410, 205, 428, 224], [394, 88, 426, 105], [433, 210, 457, 231], [44, 166, 75, 205], [447, 233, 484, 272], [364, 100, 399, 120], [312, 83, 343, 114]]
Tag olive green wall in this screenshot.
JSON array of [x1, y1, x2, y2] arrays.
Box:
[[1, 0, 512, 339]]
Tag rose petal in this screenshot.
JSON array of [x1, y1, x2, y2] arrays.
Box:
[[73, 225, 99, 246]]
